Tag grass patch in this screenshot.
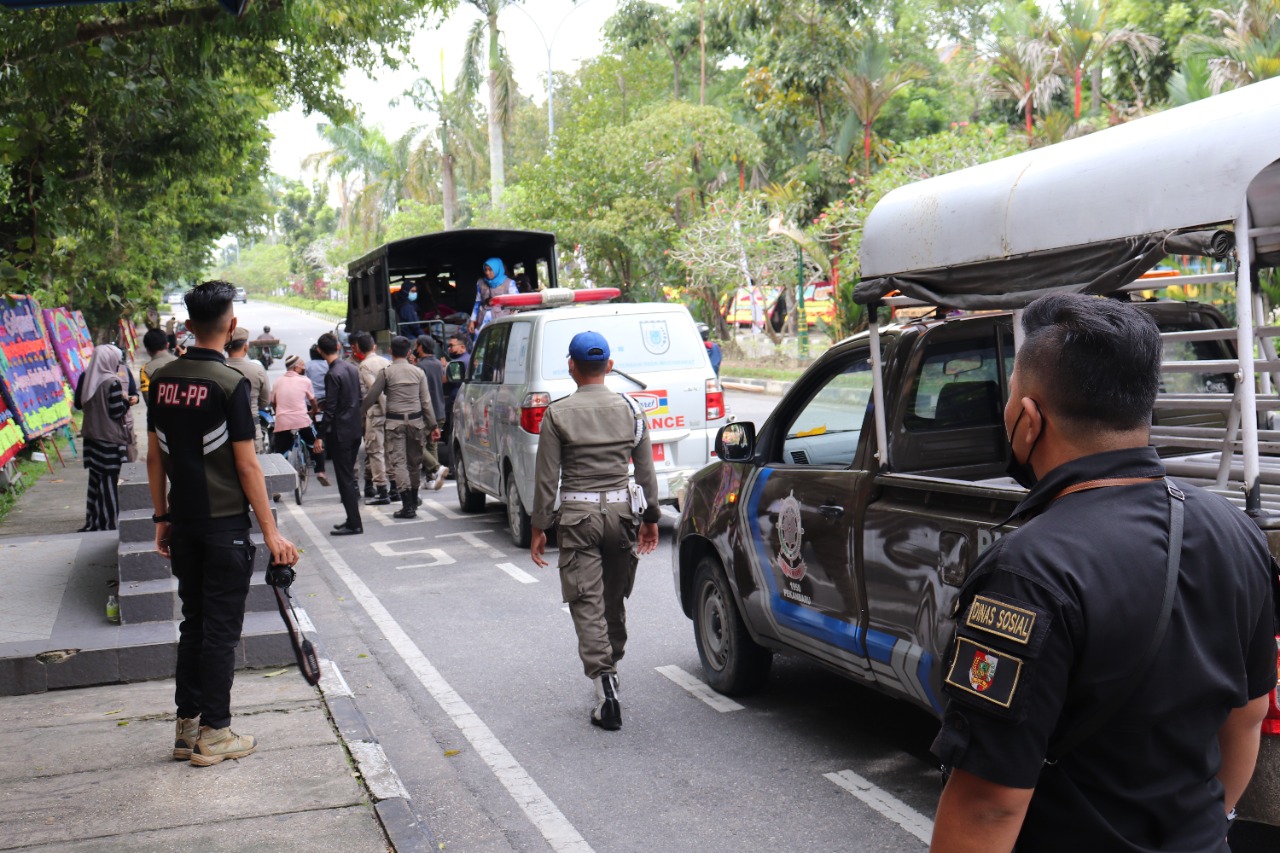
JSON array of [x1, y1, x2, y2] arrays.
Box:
[[721, 364, 807, 382], [260, 294, 346, 320], [0, 413, 83, 526]]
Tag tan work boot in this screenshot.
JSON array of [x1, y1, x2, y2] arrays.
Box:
[[173, 717, 200, 760], [190, 726, 257, 766]]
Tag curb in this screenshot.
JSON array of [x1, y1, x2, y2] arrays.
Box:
[[720, 375, 794, 396], [308, 630, 438, 853]]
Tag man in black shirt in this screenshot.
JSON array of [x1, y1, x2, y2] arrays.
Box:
[[147, 280, 297, 767], [930, 294, 1276, 852], [314, 332, 364, 535]]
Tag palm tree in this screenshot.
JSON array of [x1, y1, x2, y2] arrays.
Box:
[[405, 77, 490, 229], [986, 3, 1065, 142], [1179, 0, 1280, 94], [1053, 0, 1160, 120], [837, 32, 926, 175], [1167, 56, 1215, 105], [304, 119, 401, 243], [456, 0, 520, 208]]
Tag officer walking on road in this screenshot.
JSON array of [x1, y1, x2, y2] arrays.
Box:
[[530, 331, 661, 731], [146, 280, 298, 766], [354, 333, 393, 505], [930, 294, 1278, 852], [225, 326, 270, 446], [362, 336, 439, 519]]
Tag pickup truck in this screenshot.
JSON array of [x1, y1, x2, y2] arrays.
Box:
[[673, 78, 1280, 839]]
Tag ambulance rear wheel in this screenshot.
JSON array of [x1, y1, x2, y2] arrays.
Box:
[[455, 448, 485, 513], [693, 556, 771, 695]]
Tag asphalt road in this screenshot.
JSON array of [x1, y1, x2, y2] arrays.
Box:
[[186, 301, 1278, 852], [219, 302, 941, 851]]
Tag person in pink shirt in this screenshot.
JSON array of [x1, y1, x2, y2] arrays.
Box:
[[270, 354, 330, 486]]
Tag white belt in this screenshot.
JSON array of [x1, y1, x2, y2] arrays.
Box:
[[561, 489, 630, 504]]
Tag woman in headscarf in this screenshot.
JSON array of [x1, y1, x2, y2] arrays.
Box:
[[467, 257, 519, 334], [74, 345, 132, 531]]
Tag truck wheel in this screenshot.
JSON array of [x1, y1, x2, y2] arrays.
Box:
[[693, 556, 772, 695], [455, 449, 485, 513], [506, 470, 531, 548]]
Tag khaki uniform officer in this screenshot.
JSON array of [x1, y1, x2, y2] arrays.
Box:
[[224, 326, 270, 447], [362, 335, 438, 519], [354, 333, 392, 504], [530, 331, 660, 731]]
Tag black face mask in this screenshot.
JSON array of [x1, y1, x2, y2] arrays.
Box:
[[1005, 403, 1042, 489]]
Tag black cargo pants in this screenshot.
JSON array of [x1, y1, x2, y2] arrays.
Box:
[[171, 525, 254, 730]]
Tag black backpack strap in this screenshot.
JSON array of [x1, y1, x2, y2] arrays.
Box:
[[1046, 479, 1184, 763]]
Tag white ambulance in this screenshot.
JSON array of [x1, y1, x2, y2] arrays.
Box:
[[447, 289, 726, 546]]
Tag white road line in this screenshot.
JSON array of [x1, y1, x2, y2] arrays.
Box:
[[824, 769, 933, 845], [654, 665, 745, 713], [495, 562, 538, 584], [437, 529, 505, 558], [371, 537, 456, 566], [284, 503, 593, 853], [365, 504, 435, 525]]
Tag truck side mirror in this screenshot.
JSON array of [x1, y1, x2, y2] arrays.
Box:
[[446, 361, 466, 384], [716, 422, 755, 462]]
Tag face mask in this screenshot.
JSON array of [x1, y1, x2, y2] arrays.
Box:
[[1005, 403, 1042, 489], [408, 291, 417, 302], [353, 350, 366, 362]]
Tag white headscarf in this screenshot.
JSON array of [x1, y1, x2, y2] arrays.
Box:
[[82, 344, 123, 402]]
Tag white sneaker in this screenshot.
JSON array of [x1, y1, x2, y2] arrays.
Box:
[[430, 466, 450, 490]]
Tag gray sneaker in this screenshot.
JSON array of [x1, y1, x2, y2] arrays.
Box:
[[190, 726, 257, 766], [173, 717, 200, 761]]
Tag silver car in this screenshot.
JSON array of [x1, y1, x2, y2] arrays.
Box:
[[450, 300, 726, 546]]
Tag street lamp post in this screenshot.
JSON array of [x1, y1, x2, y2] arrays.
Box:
[[504, 0, 600, 150]]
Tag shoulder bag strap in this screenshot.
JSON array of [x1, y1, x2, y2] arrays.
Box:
[[1045, 478, 1185, 764]]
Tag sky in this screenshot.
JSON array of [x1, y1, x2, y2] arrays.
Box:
[[267, 0, 628, 182]]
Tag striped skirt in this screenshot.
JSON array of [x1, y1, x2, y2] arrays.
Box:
[[83, 438, 127, 531]]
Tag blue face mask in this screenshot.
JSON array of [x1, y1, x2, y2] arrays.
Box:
[[408, 291, 418, 302]]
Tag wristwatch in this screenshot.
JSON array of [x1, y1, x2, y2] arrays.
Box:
[[152, 513, 170, 524]]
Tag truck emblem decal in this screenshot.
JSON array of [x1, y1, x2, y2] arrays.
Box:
[[777, 490, 807, 581], [640, 320, 670, 355]]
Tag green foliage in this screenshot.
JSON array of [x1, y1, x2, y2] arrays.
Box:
[[213, 242, 291, 294], [0, 0, 448, 338]]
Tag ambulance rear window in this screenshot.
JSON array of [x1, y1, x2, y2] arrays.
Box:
[[540, 314, 706, 379]]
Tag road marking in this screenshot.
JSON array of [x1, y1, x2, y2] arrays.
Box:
[[496, 561, 538, 584], [654, 665, 745, 713], [437, 529, 505, 558], [423, 499, 502, 523], [824, 769, 933, 845], [370, 537, 456, 567], [365, 504, 435, 525], [284, 503, 594, 853]]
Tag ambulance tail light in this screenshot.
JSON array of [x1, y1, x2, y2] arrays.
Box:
[[1263, 637, 1280, 737], [706, 379, 725, 421], [520, 392, 551, 434]]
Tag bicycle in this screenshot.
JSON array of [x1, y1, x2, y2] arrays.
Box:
[[284, 429, 313, 505]]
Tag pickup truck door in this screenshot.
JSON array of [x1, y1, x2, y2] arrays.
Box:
[[861, 321, 1019, 714], [741, 349, 876, 682]]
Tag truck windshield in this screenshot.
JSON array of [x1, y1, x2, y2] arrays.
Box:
[[540, 314, 706, 379]]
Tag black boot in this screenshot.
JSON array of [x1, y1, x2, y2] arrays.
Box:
[[365, 485, 390, 506], [392, 490, 417, 519], [387, 481, 400, 503], [590, 673, 621, 731], [363, 472, 374, 499]]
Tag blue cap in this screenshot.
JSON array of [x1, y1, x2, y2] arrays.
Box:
[[568, 331, 610, 362]]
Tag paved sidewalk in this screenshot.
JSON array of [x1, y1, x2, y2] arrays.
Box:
[[0, 669, 391, 852]]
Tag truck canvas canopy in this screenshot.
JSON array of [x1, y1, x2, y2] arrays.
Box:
[[346, 228, 557, 334], [856, 78, 1280, 515], [856, 77, 1280, 310]]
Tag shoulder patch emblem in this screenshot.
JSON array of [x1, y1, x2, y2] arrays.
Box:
[[964, 595, 1037, 645], [945, 637, 1023, 708]]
